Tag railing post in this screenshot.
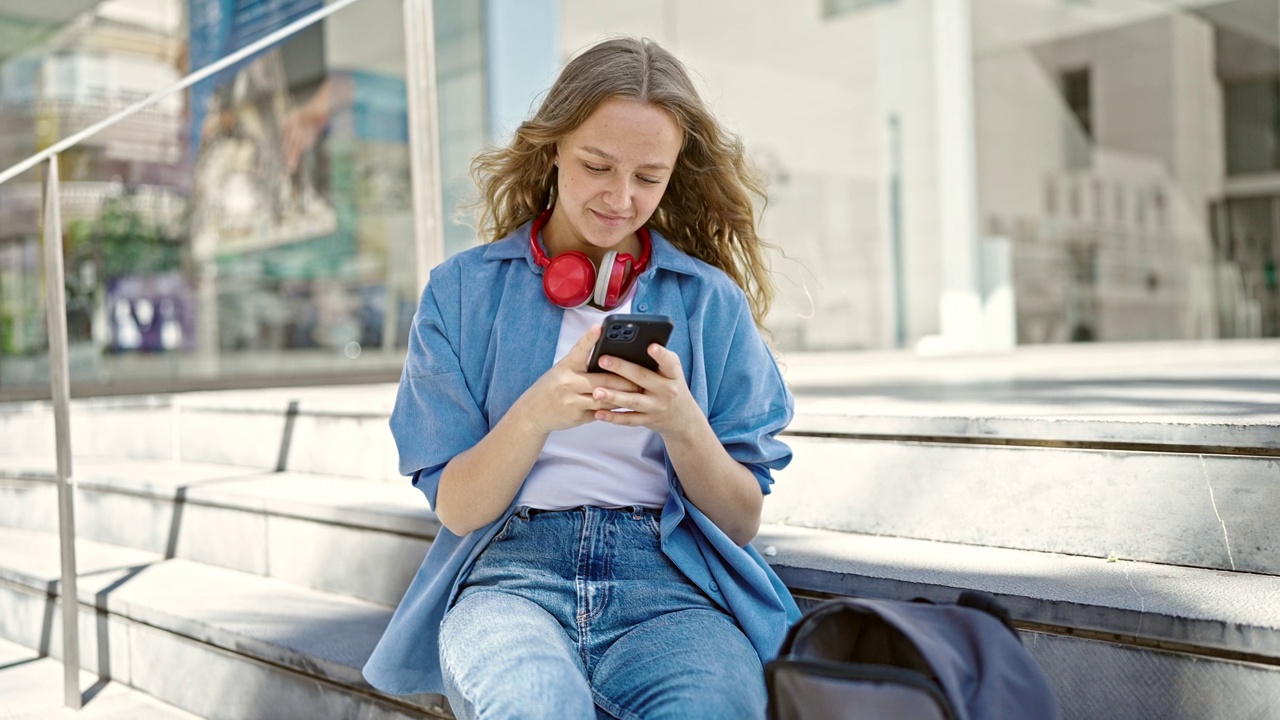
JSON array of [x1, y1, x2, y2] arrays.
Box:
[[403, 0, 446, 291], [41, 154, 81, 710]]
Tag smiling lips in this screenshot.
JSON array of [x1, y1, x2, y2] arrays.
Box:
[[592, 209, 629, 228]]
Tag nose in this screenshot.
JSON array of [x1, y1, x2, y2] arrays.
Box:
[[602, 175, 633, 212]]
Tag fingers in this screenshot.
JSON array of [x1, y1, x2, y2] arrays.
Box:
[[586, 373, 641, 394], [561, 325, 602, 371], [594, 409, 645, 426], [594, 343, 678, 385], [648, 343, 683, 379], [592, 386, 645, 411]]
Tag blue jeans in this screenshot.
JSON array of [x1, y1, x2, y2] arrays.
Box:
[[439, 506, 766, 720]]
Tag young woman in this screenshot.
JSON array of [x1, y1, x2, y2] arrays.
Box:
[[363, 36, 798, 719]]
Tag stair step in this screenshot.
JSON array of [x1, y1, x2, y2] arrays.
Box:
[[0, 460, 436, 606], [785, 342, 1280, 445], [3, 523, 1279, 720], [0, 637, 202, 720], [787, 405, 1280, 452], [0, 396, 176, 464], [756, 524, 1280, 661], [0, 528, 446, 720], [174, 387, 400, 481], [0, 387, 404, 482], [768, 436, 1279, 574], [755, 525, 1280, 719]]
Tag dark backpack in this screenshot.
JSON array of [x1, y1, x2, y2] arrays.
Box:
[[766, 592, 1061, 720]]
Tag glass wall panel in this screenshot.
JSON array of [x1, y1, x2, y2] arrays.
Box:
[[0, 166, 48, 388], [0, 0, 487, 395]]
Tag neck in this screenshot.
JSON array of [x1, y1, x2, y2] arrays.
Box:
[[541, 208, 641, 265]]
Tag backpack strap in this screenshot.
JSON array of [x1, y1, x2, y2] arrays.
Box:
[[956, 590, 1020, 641]]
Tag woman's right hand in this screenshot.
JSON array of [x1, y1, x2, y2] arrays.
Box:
[[513, 325, 643, 435]]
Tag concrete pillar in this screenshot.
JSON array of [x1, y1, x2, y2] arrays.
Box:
[[929, 0, 984, 353]]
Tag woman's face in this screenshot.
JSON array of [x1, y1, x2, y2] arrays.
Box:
[[545, 97, 682, 260]]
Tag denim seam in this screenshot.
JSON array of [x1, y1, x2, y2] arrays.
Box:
[[588, 609, 740, 720], [575, 507, 593, 668], [489, 512, 521, 543], [591, 689, 642, 720], [586, 511, 612, 626]]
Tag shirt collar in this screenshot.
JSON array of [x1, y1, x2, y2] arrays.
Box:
[[482, 219, 702, 277]]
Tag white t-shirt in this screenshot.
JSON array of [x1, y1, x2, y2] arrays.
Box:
[[515, 298, 669, 510]]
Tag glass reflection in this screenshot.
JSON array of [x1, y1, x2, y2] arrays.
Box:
[[0, 0, 444, 392]]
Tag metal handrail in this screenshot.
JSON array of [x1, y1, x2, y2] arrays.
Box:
[[0, 0, 365, 188], [6, 0, 444, 709], [41, 154, 79, 711]]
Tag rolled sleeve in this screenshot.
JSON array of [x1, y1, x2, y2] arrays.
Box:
[[390, 271, 489, 509], [706, 296, 795, 495]]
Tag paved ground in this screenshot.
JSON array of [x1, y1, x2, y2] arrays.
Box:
[[0, 639, 199, 720]]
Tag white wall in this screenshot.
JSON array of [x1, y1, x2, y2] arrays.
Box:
[[561, 0, 941, 350], [975, 6, 1225, 343]]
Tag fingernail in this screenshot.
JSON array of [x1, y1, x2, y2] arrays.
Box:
[[600, 357, 612, 368]]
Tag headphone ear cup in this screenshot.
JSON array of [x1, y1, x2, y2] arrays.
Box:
[[602, 255, 634, 309], [593, 251, 618, 308], [543, 251, 596, 308]]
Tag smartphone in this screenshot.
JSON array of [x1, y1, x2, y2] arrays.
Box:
[[588, 313, 674, 373]]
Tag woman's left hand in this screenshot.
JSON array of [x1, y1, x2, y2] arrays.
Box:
[[591, 344, 702, 439]]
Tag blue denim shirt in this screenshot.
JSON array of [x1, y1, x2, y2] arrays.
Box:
[[362, 221, 800, 696]]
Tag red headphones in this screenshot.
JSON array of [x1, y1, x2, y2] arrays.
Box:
[[529, 209, 651, 310]]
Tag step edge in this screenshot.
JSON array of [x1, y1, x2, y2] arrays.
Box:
[[755, 524, 1280, 662], [1, 465, 441, 540]]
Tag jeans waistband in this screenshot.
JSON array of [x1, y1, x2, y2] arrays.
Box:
[[514, 505, 661, 521]]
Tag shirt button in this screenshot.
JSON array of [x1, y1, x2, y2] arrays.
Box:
[[637, 303, 649, 312], [709, 581, 720, 592]]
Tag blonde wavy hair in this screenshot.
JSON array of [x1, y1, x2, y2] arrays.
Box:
[[468, 36, 776, 328]]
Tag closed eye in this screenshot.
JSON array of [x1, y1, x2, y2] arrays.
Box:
[[585, 163, 609, 173], [637, 175, 662, 185]]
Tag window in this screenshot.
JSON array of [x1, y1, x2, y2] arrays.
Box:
[[1061, 67, 1092, 169], [1224, 77, 1280, 175]]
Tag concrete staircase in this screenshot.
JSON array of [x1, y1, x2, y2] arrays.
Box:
[[0, 388, 448, 719], [1, 341, 1278, 719]]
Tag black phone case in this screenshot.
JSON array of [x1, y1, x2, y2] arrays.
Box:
[[588, 314, 674, 373]]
